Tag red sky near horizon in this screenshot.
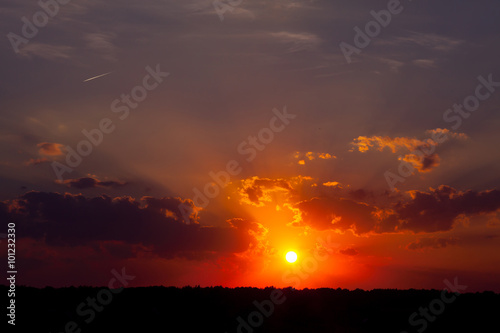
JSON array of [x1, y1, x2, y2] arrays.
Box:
[[1, 0, 500, 292]]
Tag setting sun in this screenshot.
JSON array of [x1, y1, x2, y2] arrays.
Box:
[[285, 251, 298, 263]]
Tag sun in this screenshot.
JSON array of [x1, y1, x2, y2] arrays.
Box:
[[285, 251, 298, 263]]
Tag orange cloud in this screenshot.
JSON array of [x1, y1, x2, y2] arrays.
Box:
[[37, 142, 64, 156], [323, 181, 341, 188], [293, 151, 336, 164], [293, 196, 384, 234], [350, 135, 433, 153], [400, 153, 440, 173], [25, 142, 65, 165], [239, 176, 295, 207], [426, 128, 468, 140], [351, 129, 467, 154], [351, 130, 468, 173]]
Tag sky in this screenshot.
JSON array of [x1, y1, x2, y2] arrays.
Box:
[[1, 0, 500, 292]]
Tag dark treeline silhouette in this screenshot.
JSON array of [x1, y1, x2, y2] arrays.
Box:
[[3, 285, 499, 332]]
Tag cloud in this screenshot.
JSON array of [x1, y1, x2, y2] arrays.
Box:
[[395, 32, 464, 52], [269, 32, 321, 53], [291, 186, 500, 235], [19, 43, 73, 60], [56, 177, 127, 189], [350, 130, 468, 173], [350, 135, 433, 154], [25, 143, 64, 166], [25, 157, 49, 166], [187, 0, 255, 20], [400, 153, 440, 173], [378, 58, 405, 73], [426, 128, 468, 140], [293, 151, 336, 165], [239, 176, 295, 206], [406, 237, 459, 251], [397, 186, 500, 233], [2, 192, 264, 260], [294, 196, 381, 234], [351, 135, 440, 172], [84, 33, 117, 61], [339, 248, 358, 256], [377, 32, 464, 54], [412, 59, 437, 68], [37, 142, 64, 156], [352, 130, 468, 154], [323, 181, 341, 188]]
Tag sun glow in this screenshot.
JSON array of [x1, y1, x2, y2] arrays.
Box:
[[285, 251, 298, 263]]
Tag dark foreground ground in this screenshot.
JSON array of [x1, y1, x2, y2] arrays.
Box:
[[3, 285, 499, 332]]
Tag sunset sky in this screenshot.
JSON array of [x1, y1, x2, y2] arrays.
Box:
[[1, 0, 500, 292]]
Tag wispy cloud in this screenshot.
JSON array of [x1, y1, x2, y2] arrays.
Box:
[[412, 59, 437, 68], [19, 43, 73, 60], [84, 33, 117, 61], [269, 31, 321, 53], [382, 31, 464, 52], [25, 157, 50, 166], [55, 176, 127, 189]]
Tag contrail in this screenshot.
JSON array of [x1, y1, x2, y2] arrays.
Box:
[[83, 71, 112, 82]]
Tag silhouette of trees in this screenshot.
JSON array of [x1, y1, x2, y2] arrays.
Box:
[[2, 285, 498, 333]]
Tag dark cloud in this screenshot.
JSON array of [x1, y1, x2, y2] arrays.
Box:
[[397, 186, 500, 233], [421, 154, 440, 171], [2, 192, 263, 260], [349, 189, 369, 201], [97, 240, 148, 260], [406, 237, 459, 251], [57, 177, 127, 189], [339, 248, 358, 256], [294, 186, 500, 235]]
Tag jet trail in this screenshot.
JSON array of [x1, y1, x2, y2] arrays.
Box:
[[83, 72, 112, 82]]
